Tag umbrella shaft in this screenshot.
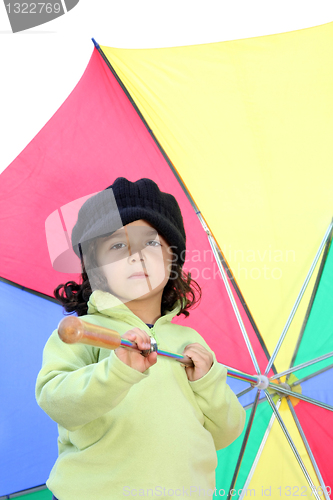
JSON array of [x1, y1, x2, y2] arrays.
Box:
[[120, 338, 194, 367]]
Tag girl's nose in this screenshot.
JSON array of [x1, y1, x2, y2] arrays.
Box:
[[128, 251, 145, 263]]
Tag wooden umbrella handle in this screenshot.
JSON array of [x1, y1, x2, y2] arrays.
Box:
[[58, 316, 122, 350]]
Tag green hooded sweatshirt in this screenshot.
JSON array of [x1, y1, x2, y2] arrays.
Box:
[[36, 290, 245, 499]]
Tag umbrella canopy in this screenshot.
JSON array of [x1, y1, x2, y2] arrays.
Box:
[[1, 20, 333, 499]]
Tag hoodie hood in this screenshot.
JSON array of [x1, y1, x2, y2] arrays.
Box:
[[87, 290, 182, 326]]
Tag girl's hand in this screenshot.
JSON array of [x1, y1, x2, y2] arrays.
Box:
[[182, 343, 214, 381], [115, 328, 157, 373]]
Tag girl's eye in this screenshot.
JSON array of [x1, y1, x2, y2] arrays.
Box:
[[110, 243, 127, 250], [146, 240, 161, 247]]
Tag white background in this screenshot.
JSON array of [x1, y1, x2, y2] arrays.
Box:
[[0, 1, 333, 175]]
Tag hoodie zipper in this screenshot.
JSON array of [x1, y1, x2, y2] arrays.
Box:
[[122, 309, 177, 346], [149, 324, 157, 341], [123, 315, 158, 339]]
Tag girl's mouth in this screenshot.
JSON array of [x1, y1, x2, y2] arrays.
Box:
[[128, 272, 148, 279]]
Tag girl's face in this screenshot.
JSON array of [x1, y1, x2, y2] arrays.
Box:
[[95, 219, 174, 304]]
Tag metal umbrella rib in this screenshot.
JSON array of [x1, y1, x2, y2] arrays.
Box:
[[227, 390, 261, 499], [265, 221, 333, 375], [287, 224, 333, 375], [268, 383, 333, 412], [290, 364, 333, 387], [236, 386, 255, 399], [286, 398, 330, 500], [264, 392, 321, 500], [197, 214, 261, 374], [270, 351, 333, 380], [243, 397, 267, 412], [211, 239, 276, 374], [238, 401, 280, 500]]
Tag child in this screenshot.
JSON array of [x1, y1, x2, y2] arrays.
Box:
[[36, 177, 245, 500]]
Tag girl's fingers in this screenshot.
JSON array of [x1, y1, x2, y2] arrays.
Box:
[[182, 344, 213, 374], [147, 351, 157, 364], [183, 344, 211, 356], [183, 348, 207, 361], [123, 328, 151, 350]]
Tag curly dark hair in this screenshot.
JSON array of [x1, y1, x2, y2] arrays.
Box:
[[54, 236, 201, 318]]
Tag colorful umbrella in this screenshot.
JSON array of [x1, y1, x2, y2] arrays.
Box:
[[1, 20, 333, 499]]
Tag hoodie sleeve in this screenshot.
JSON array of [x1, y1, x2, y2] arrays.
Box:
[[184, 329, 246, 450], [189, 361, 246, 450], [35, 329, 149, 431]]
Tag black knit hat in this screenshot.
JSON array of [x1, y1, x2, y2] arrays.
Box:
[[71, 177, 186, 265]]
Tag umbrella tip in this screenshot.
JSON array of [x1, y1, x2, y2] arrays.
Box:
[[91, 38, 100, 49]]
